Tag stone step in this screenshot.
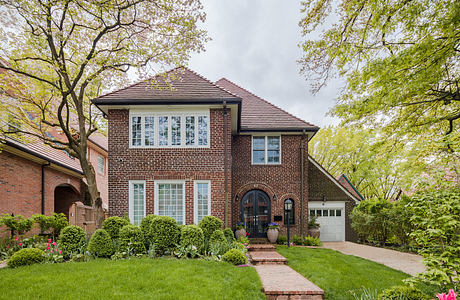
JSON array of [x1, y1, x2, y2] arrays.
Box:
[[249, 244, 276, 252], [250, 251, 288, 265], [249, 238, 269, 244], [255, 265, 324, 300]]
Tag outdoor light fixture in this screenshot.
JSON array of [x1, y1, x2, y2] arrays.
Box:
[[322, 195, 326, 206], [273, 194, 277, 201], [284, 199, 293, 247], [235, 195, 239, 203]]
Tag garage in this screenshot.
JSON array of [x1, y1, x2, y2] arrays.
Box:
[[309, 201, 345, 242]]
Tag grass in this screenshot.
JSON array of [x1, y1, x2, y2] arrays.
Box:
[[277, 246, 437, 300], [0, 258, 265, 300]]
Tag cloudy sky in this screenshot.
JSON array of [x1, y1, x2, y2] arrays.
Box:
[[188, 0, 342, 128]]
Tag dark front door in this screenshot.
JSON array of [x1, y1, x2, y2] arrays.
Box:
[[241, 190, 271, 238]]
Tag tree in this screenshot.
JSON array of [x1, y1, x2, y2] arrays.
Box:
[[299, 0, 460, 177], [0, 0, 208, 224]]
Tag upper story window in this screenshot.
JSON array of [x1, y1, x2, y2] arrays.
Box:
[[129, 111, 210, 148], [97, 155, 105, 175], [252, 136, 281, 164]]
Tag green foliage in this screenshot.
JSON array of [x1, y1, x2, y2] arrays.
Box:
[[277, 235, 287, 245], [123, 212, 130, 223], [174, 244, 201, 259], [7, 248, 45, 268], [198, 216, 223, 243], [88, 229, 114, 258], [0, 214, 34, 236], [119, 225, 146, 255], [351, 199, 393, 245], [304, 236, 322, 246], [223, 228, 235, 244], [378, 285, 430, 300], [147, 216, 180, 255], [231, 241, 248, 254], [179, 225, 204, 252], [102, 216, 130, 240], [58, 225, 86, 257], [140, 214, 158, 245], [222, 249, 247, 266], [389, 198, 414, 246], [209, 230, 229, 256], [408, 188, 460, 289], [292, 235, 303, 245], [33, 213, 68, 238], [237, 235, 250, 245]]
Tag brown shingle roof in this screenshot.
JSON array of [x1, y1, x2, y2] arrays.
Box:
[[93, 67, 241, 104], [216, 78, 319, 131]]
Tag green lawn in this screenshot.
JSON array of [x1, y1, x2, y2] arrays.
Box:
[[0, 258, 265, 300], [277, 246, 436, 300]]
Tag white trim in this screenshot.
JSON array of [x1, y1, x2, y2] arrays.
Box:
[[129, 110, 210, 149], [128, 180, 146, 225], [251, 135, 282, 165], [308, 157, 361, 204], [154, 180, 186, 225], [193, 180, 211, 224]]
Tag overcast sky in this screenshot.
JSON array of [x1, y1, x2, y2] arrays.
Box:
[[188, 0, 342, 128]]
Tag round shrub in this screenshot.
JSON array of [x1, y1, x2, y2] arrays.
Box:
[[209, 229, 229, 255], [119, 224, 146, 254], [102, 216, 130, 240], [149, 216, 180, 254], [198, 216, 223, 242], [378, 286, 430, 300], [180, 225, 204, 250], [7, 248, 45, 268], [88, 229, 114, 258], [140, 214, 158, 245], [59, 225, 86, 257], [223, 228, 235, 243], [222, 249, 247, 265]]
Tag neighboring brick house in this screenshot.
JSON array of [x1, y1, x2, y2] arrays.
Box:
[[0, 128, 109, 221], [93, 67, 360, 241]]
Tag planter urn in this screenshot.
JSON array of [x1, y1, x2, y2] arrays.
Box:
[[267, 228, 279, 243], [308, 227, 320, 238], [235, 228, 246, 239]]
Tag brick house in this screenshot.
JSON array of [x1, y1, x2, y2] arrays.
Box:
[[93, 67, 360, 242]]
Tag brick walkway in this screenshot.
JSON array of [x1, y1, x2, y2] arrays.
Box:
[[249, 245, 324, 300]]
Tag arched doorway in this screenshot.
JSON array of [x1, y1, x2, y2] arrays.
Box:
[[240, 190, 271, 238], [54, 184, 80, 219]]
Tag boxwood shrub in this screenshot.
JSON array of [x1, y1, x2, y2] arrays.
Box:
[[180, 225, 204, 251], [148, 216, 180, 254], [88, 229, 114, 258], [58, 225, 86, 257], [102, 216, 130, 240], [140, 214, 158, 245], [222, 248, 247, 265], [198, 216, 223, 242], [119, 224, 146, 254], [223, 228, 235, 244], [209, 229, 229, 255], [378, 286, 430, 300], [7, 248, 45, 268]]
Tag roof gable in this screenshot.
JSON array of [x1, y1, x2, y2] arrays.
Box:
[[216, 78, 318, 132], [93, 67, 241, 104], [338, 174, 365, 201]]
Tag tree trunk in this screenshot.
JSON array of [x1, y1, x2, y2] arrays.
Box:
[[79, 155, 105, 228]]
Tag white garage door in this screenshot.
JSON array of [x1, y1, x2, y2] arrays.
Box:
[[309, 201, 345, 242]]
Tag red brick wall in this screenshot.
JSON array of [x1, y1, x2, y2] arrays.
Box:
[[107, 108, 232, 226], [231, 135, 309, 236]]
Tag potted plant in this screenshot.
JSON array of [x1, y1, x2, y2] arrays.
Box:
[[266, 222, 280, 243], [308, 215, 320, 238], [235, 222, 246, 239]]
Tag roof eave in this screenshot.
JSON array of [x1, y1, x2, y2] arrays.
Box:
[[91, 98, 242, 106]]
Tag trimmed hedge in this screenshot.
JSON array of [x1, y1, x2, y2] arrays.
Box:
[[119, 225, 146, 254], [7, 248, 45, 268], [180, 225, 204, 251], [148, 216, 180, 254], [209, 229, 229, 255], [88, 229, 114, 258], [102, 216, 130, 240], [223, 228, 235, 244], [378, 286, 430, 300], [222, 249, 247, 265], [198, 216, 223, 242], [58, 225, 86, 257], [140, 214, 158, 245]]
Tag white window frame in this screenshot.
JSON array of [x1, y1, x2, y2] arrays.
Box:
[[97, 155, 105, 175], [193, 180, 211, 224], [154, 180, 186, 225], [129, 110, 210, 149], [129, 180, 146, 225], [251, 135, 282, 165]]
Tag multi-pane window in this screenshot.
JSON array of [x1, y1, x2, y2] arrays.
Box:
[[252, 136, 281, 164], [310, 209, 342, 217], [97, 155, 105, 175], [130, 112, 209, 148], [194, 181, 211, 223], [156, 182, 185, 225], [129, 181, 145, 225]]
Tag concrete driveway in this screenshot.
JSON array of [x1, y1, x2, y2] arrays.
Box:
[[322, 242, 425, 276]]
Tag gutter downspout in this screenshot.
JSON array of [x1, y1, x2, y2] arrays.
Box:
[[41, 162, 51, 215], [223, 101, 229, 228], [300, 130, 306, 240]]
